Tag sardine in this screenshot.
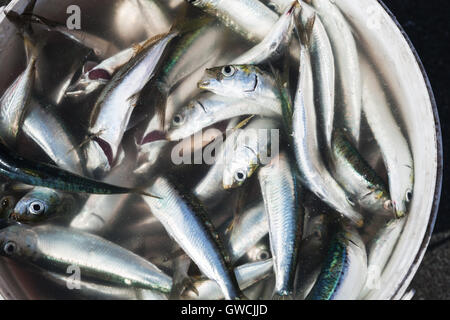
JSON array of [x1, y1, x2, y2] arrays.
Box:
[[292, 28, 363, 226], [0, 39, 37, 148], [311, 0, 362, 145], [23, 98, 85, 175], [0, 224, 173, 292], [84, 32, 177, 176], [258, 152, 302, 298], [182, 259, 273, 300], [167, 94, 281, 141], [142, 176, 244, 300], [294, 208, 331, 299], [186, 0, 279, 43], [223, 201, 269, 263], [10, 187, 76, 223], [230, 1, 299, 65], [360, 60, 413, 218], [0, 142, 158, 197], [43, 270, 167, 300], [307, 225, 367, 300], [299, 4, 335, 150], [330, 128, 393, 217]]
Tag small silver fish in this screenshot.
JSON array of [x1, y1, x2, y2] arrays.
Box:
[[258, 152, 302, 298], [0, 224, 173, 293], [306, 224, 367, 300], [168, 94, 281, 141], [84, 32, 177, 176], [186, 0, 279, 43], [142, 176, 244, 300], [231, 1, 299, 65], [292, 27, 363, 226]]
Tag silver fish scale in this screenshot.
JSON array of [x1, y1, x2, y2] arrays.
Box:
[[259, 152, 300, 296], [14, 225, 172, 292], [143, 176, 241, 300]]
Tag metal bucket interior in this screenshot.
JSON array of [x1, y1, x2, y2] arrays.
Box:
[[0, 0, 442, 300]]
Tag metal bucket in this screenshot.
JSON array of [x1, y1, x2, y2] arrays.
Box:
[[0, 0, 442, 300]]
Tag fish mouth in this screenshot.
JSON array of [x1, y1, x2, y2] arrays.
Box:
[[197, 80, 211, 89], [140, 131, 167, 145]]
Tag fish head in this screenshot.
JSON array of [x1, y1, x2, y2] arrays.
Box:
[[198, 65, 262, 97], [0, 224, 38, 259], [246, 243, 271, 262], [11, 189, 61, 223], [167, 98, 214, 141], [222, 150, 257, 189]]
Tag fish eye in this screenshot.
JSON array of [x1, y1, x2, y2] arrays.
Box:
[[258, 250, 270, 261], [405, 190, 413, 202], [172, 114, 185, 126], [28, 201, 45, 215], [234, 170, 246, 182], [383, 200, 393, 211], [3, 241, 16, 255], [221, 66, 236, 77]]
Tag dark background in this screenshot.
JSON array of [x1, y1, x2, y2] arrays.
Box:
[[0, 0, 448, 299]]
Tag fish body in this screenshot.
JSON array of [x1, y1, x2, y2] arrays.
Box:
[[258, 152, 302, 298], [224, 201, 269, 263], [85, 33, 177, 175], [142, 176, 244, 300], [186, 0, 279, 43], [307, 225, 367, 300], [330, 128, 393, 217], [23, 98, 85, 175], [11, 187, 76, 223], [168, 94, 281, 141], [43, 271, 167, 300], [0, 224, 172, 292], [292, 30, 363, 226], [0, 142, 154, 196], [299, 4, 335, 150], [0, 55, 36, 147], [361, 62, 413, 218], [231, 1, 299, 65], [311, 0, 362, 144]]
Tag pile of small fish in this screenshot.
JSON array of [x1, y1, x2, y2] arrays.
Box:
[[0, 0, 414, 300]]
